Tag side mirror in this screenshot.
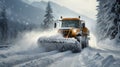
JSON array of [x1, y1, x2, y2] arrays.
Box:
[[54, 23, 57, 28], [61, 16, 63, 19]]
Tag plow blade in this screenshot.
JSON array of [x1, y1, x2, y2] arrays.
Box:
[[38, 37, 81, 53]]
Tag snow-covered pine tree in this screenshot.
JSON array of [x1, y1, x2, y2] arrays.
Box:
[[0, 7, 8, 42], [96, 0, 108, 41], [96, 0, 120, 42], [43, 1, 54, 30]]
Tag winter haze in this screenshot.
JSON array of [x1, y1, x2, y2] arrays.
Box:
[[23, 0, 98, 20], [0, 0, 120, 67]]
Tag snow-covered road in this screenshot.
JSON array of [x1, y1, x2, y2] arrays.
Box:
[[0, 31, 120, 67], [0, 47, 120, 67]]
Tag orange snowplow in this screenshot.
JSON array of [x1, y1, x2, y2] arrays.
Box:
[[38, 16, 90, 52]]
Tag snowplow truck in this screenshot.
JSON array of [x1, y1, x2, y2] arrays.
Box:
[[38, 16, 90, 53]]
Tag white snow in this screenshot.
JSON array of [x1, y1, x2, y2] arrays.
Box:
[[0, 30, 120, 67], [0, 18, 120, 67], [1, 1, 120, 66]]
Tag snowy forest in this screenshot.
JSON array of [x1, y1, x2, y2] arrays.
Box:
[[0, 0, 40, 45], [0, 0, 53, 45], [96, 0, 120, 43], [0, 7, 35, 44]]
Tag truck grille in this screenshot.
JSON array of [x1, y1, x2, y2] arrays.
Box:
[[61, 30, 71, 37]]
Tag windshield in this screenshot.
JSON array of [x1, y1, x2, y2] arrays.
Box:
[[61, 20, 80, 28]]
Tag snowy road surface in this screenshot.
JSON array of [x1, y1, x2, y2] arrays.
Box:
[[0, 47, 120, 67], [0, 31, 120, 67]]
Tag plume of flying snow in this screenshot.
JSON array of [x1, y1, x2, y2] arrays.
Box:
[[7, 29, 60, 53]]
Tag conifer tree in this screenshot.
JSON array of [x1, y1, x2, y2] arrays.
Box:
[[43, 1, 54, 30], [0, 8, 8, 42], [96, 0, 120, 42]]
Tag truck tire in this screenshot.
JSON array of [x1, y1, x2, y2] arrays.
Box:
[[81, 36, 88, 49]]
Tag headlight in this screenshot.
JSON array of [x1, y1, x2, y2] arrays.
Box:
[[73, 29, 77, 33]]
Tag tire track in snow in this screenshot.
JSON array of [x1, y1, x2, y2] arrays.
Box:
[[0, 51, 58, 67], [14, 51, 72, 67], [48, 53, 80, 67]]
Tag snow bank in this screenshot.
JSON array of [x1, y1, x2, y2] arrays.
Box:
[[101, 55, 120, 67], [97, 38, 120, 51], [78, 48, 104, 67], [102, 55, 115, 67], [77, 48, 120, 67]]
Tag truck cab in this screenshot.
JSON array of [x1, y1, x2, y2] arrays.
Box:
[[55, 17, 85, 38]]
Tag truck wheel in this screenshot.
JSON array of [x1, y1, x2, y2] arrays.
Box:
[[81, 36, 88, 49]]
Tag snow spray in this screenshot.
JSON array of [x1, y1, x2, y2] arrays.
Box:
[[8, 29, 60, 53]]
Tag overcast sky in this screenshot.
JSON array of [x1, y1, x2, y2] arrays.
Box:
[[27, 0, 98, 20]]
